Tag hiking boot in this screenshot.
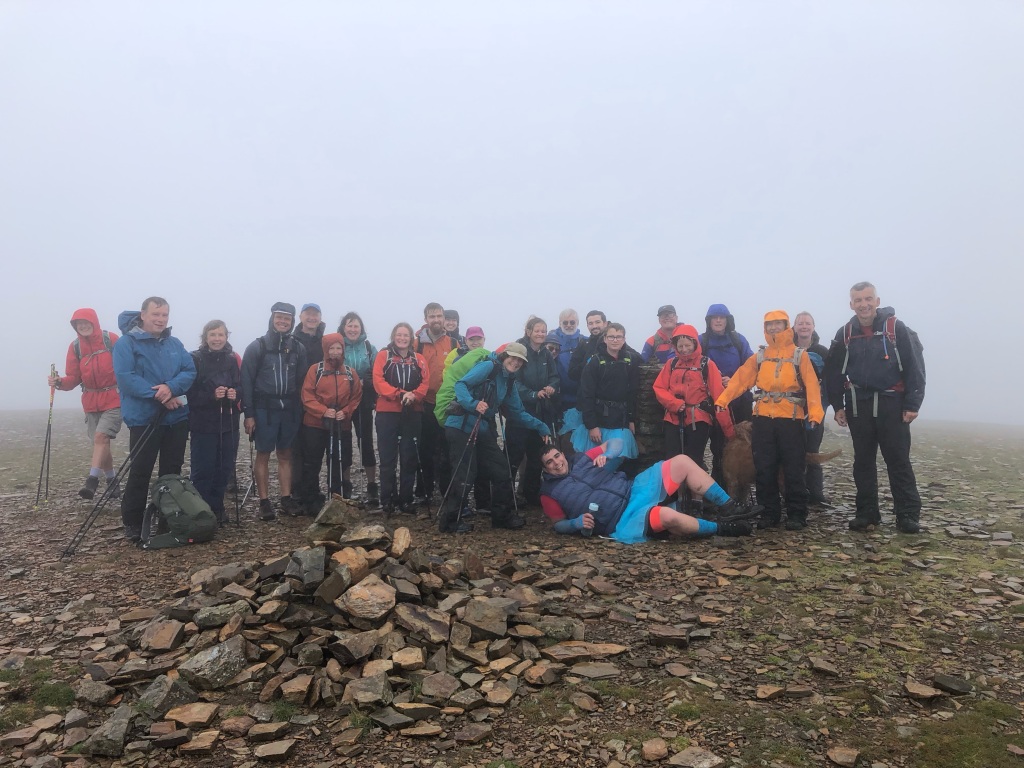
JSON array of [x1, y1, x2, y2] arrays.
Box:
[[366, 482, 379, 504], [380, 504, 395, 517], [717, 520, 753, 537], [714, 501, 758, 522], [785, 517, 808, 531], [79, 475, 100, 500], [492, 512, 526, 530], [280, 496, 302, 517], [440, 520, 474, 534], [848, 516, 880, 532], [105, 476, 121, 499], [808, 493, 830, 506], [757, 513, 781, 529], [123, 526, 143, 543], [896, 517, 921, 534], [342, 481, 353, 500], [397, 502, 418, 516], [259, 499, 276, 521]]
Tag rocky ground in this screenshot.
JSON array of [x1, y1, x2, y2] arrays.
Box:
[[1, 411, 1023, 768]]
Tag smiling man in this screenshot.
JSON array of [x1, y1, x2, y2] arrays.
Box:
[[539, 443, 753, 542], [825, 281, 926, 533], [113, 297, 196, 542], [241, 302, 308, 521]]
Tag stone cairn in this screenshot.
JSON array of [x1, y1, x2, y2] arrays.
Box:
[[8, 499, 636, 763]]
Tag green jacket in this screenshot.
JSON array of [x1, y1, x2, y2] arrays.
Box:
[[434, 347, 491, 424]]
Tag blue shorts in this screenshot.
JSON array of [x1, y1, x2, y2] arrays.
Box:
[[254, 408, 301, 453], [610, 461, 669, 544]]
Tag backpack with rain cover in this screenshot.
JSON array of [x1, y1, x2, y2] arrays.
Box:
[[142, 475, 219, 549]]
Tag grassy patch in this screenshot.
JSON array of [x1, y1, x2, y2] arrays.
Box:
[[0, 658, 74, 729], [271, 701, 297, 722], [519, 688, 574, 724], [602, 726, 660, 746], [347, 708, 373, 732], [907, 700, 1022, 768], [590, 681, 641, 700], [223, 705, 247, 718]]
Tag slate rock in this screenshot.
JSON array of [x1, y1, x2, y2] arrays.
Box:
[[74, 679, 116, 705], [369, 707, 415, 730], [253, 738, 297, 761], [285, 546, 326, 589], [329, 630, 379, 664], [248, 721, 290, 742], [933, 673, 974, 695], [82, 704, 135, 757], [165, 702, 220, 727], [194, 600, 253, 630], [337, 574, 395, 620], [420, 672, 462, 702], [178, 634, 253, 690], [137, 675, 198, 717], [393, 603, 451, 645], [140, 619, 185, 652], [463, 598, 518, 638], [341, 672, 393, 708], [453, 723, 492, 743], [668, 746, 725, 767]]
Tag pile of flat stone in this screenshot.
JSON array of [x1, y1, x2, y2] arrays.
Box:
[[12, 500, 631, 762]]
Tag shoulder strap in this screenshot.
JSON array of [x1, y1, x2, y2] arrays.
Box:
[[730, 331, 745, 360], [364, 339, 373, 357], [74, 330, 114, 361]]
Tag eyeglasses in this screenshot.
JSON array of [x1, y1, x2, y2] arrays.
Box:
[[604, 334, 625, 341], [561, 320, 577, 326]]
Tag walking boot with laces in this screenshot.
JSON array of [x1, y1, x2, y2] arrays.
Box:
[[280, 496, 302, 517], [713, 500, 758, 522], [259, 499, 276, 521], [717, 520, 753, 537], [79, 475, 100, 500], [848, 515, 880, 532], [785, 516, 807, 531], [895, 516, 921, 534]]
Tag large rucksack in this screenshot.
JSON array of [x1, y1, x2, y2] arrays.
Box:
[[74, 330, 114, 362], [841, 314, 925, 379], [142, 475, 219, 550]]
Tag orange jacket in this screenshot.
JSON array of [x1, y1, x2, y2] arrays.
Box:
[[414, 326, 453, 405], [716, 310, 823, 423], [57, 308, 121, 413], [301, 333, 363, 429], [373, 346, 430, 413], [652, 326, 734, 438]]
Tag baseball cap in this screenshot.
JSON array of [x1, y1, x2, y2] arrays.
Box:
[[465, 326, 484, 339], [300, 303, 321, 314], [504, 342, 529, 362], [657, 304, 676, 316]]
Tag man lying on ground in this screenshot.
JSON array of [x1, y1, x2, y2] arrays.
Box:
[[539, 441, 754, 543]]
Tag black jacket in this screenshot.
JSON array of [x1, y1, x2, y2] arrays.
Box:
[[514, 337, 561, 421], [568, 333, 606, 383], [187, 346, 242, 433], [579, 346, 640, 429], [292, 323, 325, 365], [241, 323, 309, 416], [825, 306, 925, 413]]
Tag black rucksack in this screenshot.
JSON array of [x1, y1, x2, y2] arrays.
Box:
[[142, 475, 219, 550]]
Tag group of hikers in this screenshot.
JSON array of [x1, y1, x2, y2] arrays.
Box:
[[49, 281, 925, 546]]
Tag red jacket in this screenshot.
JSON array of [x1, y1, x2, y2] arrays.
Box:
[[652, 326, 734, 438], [57, 308, 120, 413], [301, 334, 363, 430], [373, 346, 430, 414]]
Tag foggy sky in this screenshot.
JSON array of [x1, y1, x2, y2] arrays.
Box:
[[2, 1, 1022, 424]]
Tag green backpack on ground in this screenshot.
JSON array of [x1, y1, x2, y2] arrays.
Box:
[[142, 475, 218, 550]]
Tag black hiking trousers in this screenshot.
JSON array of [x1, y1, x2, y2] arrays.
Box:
[[846, 393, 921, 524], [440, 426, 514, 532], [751, 416, 808, 524], [121, 421, 189, 533]]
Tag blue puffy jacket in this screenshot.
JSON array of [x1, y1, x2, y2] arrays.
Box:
[[113, 311, 196, 427], [540, 452, 632, 535]]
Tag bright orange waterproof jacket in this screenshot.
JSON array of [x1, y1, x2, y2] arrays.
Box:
[[301, 333, 363, 429], [716, 310, 824, 423], [652, 326, 734, 438]]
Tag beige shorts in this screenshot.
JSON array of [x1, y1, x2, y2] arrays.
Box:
[[85, 408, 123, 440]]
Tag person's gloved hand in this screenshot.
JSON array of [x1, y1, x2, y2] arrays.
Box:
[[604, 437, 625, 458]]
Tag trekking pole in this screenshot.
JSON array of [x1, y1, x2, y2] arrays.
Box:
[[61, 408, 164, 559], [241, 435, 256, 508], [218, 399, 226, 526], [496, 413, 518, 514], [35, 364, 57, 507], [232, 424, 241, 526], [435, 414, 482, 522], [327, 418, 335, 500]]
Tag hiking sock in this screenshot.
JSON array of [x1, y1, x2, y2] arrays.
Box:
[[702, 482, 730, 507], [104, 470, 116, 480], [89, 467, 103, 478], [695, 518, 718, 537]]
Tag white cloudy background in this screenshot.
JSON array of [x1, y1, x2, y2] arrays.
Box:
[[2, 1, 1022, 423]]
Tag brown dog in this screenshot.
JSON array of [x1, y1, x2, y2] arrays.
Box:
[[722, 421, 842, 505]]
